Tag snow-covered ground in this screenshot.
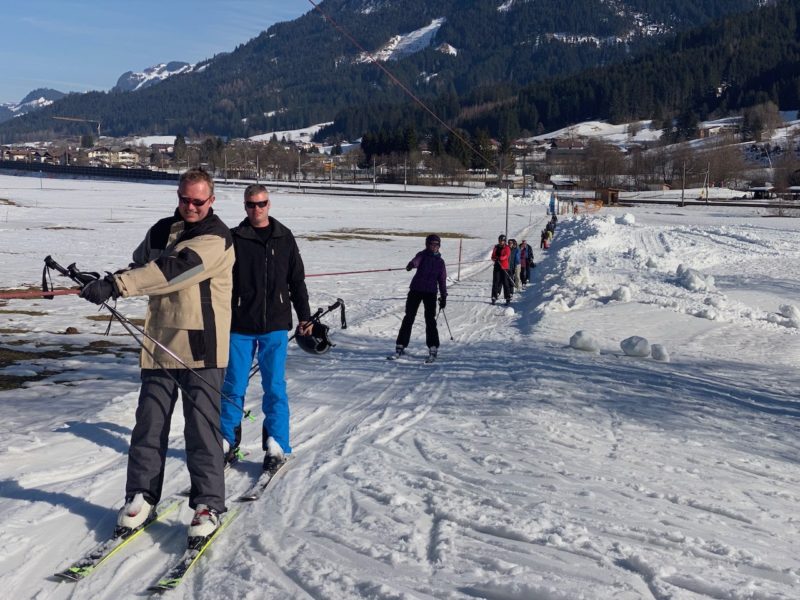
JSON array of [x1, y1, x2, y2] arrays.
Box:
[[0, 174, 799, 599]]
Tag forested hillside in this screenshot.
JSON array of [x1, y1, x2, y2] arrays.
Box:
[[0, 0, 773, 142]]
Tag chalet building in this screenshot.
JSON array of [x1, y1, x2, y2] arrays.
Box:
[[87, 147, 112, 161], [150, 143, 174, 155]]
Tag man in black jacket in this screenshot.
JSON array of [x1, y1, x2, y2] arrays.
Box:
[[219, 184, 312, 472]]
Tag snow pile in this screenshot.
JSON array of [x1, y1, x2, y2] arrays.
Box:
[[477, 188, 550, 206], [676, 264, 715, 292], [611, 285, 631, 302], [779, 304, 800, 328], [503, 306, 515, 316], [620, 335, 650, 357], [651, 344, 670, 362], [569, 330, 600, 352]]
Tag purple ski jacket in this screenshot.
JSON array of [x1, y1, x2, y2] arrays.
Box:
[[407, 250, 447, 297]]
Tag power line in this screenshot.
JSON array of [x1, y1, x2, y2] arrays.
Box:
[[305, 0, 497, 172]]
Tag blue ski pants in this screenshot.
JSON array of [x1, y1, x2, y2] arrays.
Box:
[[220, 331, 292, 455]]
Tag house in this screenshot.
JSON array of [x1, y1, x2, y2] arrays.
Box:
[[114, 148, 139, 165], [87, 147, 112, 161], [748, 184, 775, 200]]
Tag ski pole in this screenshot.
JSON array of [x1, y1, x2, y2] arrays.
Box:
[[439, 307, 454, 341]]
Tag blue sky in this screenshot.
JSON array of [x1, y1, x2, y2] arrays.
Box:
[[0, 0, 311, 104]]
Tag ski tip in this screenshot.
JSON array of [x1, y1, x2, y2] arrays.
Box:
[[234, 494, 259, 503], [53, 569, 85, 582]]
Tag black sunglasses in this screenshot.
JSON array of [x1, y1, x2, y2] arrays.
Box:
[[245, 200, 269, 209], [178, 194, 212, 207]]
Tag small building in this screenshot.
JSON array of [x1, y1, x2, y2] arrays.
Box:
[[596, 188, 620, 205], [748, 184, 775, 200]]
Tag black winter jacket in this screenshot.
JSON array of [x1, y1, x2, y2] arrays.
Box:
[[230, 217, 311, 334]]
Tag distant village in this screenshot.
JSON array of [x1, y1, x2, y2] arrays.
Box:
[[2, 117, 799, 199]]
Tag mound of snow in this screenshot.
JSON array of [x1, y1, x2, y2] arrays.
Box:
[[676, 264, 715, 291], [779, 304, 800, 327], [503, 306, 515, 316], [617, 213, 636, 225], [620, 335, 650, 357], [612, 286, 631, 302], [651, 344, 670, 362], [570, 331, 599, 352]]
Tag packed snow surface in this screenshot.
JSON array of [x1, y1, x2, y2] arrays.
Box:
[[0, 175, 799, 598]]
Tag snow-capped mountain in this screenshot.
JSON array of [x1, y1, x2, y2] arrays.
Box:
[[0, 88, 65, 124], [0, 0, 774, 140], [111, 61, 197, 93]]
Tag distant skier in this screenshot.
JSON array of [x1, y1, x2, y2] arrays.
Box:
[[491, 234, 512, 304], [391, 234, 447, 362], [519, 240, 533, 286], [508, 239, 521, 291]]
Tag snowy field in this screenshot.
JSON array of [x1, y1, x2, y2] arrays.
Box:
[[0, 174, 799, 599]]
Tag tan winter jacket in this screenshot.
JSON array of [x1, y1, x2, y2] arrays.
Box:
[[113, 209, 234, 370]]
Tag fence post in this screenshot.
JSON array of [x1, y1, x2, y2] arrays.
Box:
[[457, 238, 463, 281]]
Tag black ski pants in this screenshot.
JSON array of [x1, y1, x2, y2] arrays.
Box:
[[492, 264, 512, 300], [396, 290, 439, 349], [126, 368, 226, 512]]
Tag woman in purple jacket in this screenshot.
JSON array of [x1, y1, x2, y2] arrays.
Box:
[[391, 234, 448, 361]]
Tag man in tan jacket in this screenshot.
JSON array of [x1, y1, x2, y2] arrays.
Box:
[[80, 168, 234, 544]]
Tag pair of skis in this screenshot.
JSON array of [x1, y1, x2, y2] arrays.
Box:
[[54, 458, 289, 592]]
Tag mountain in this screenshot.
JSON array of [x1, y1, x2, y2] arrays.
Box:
[[0, 0, 773, 141], [0, 88, 65, 124], [111, 61, 198, 93]]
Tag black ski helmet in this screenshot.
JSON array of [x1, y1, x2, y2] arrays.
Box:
[[295, 322, 335, 355], [425, 234, 441, 246], [498, 234, 507, 242]]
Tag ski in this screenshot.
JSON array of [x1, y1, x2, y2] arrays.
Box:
[[423, 355, 437, 365], [54, 497, 182, 582], [146, 509, 240, 593], [235, 457, 290, 502]]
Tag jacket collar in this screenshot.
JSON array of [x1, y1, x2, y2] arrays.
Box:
[[234, 215, 289, 241]]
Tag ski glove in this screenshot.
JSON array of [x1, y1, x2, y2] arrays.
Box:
[[406, 262, 413, 271], [80, 276, 118, 305], [438, 295, 446, 309]]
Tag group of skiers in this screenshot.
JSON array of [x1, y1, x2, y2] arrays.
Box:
[[73, 169, 560, 547], [490, 235, 536, 305], [394, 214, 558, 362], [541, 214, 557, 248]]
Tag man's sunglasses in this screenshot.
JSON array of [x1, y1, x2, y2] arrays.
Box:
[[178, 194, 212, 207], [245, 200, 269, 209]]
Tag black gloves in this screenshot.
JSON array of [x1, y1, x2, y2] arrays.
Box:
[[80, 276, 118, 305], [438, 296, 446, 309], [406, 263, 413, 271]]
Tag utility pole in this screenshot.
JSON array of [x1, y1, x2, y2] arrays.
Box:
[[404, 155, 407, 192], [505, 181, 510, 240], [680, 161, 686, 207]]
